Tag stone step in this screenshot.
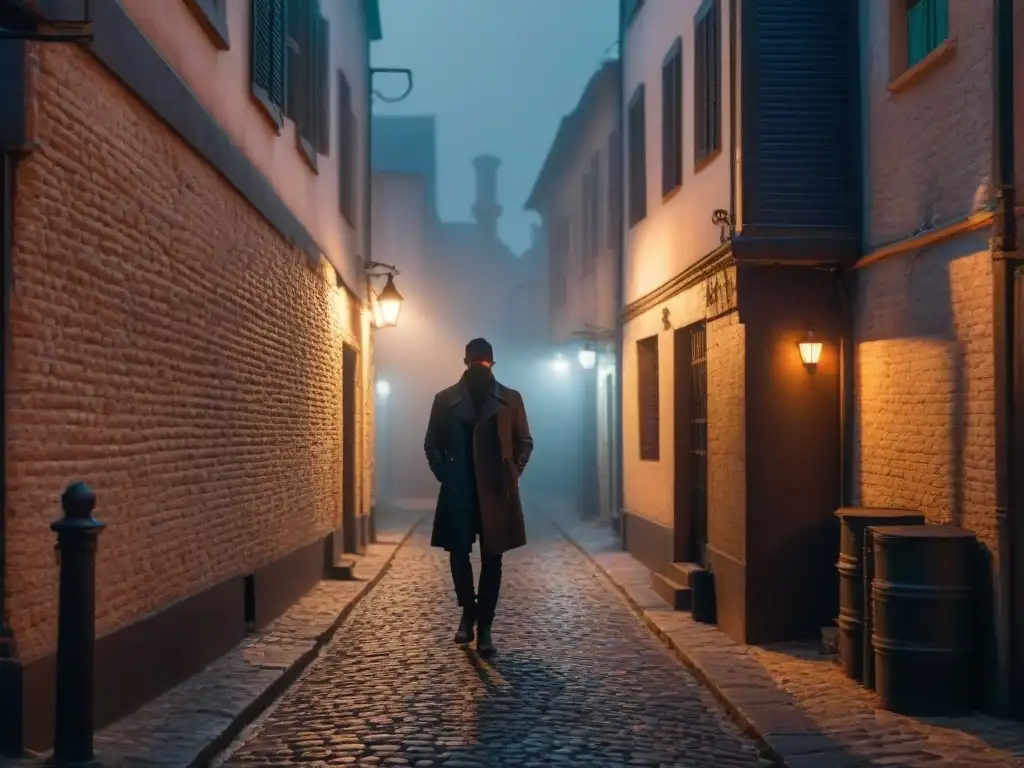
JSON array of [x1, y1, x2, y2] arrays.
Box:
[[651, 572, 692, 611], [328, 556, 359, 581], [665, 561, 703, 588]]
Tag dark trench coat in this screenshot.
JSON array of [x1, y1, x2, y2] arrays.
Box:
[[423, 378, 534, 556]]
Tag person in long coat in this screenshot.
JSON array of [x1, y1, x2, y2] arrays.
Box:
[[423, 337, 533, 656]]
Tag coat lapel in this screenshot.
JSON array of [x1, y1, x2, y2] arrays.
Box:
[[448, 379, 507, 424]]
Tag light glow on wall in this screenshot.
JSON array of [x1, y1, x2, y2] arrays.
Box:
[[551, 355, 571, 376], [376, 379, 392, 399]]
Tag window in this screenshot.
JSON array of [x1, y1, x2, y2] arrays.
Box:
[[185, 0, 229, 49], [250, 0, 286, 128], [627, 85, 647, 227], [283, 0, 330, 169], [338, 70, 356, 225], [906, 0, 949, 68], [662, 38, 683, 196], [637, 335, 660, 461], [694, 0, 721, 169], [607, 128, 622, 248]]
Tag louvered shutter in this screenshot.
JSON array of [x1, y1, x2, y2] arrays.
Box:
[[251, 0, 273, 99], [268, 0, 286, 110], [285, 0, 305, 121], [637, 336, 660, 461], [315, 15, 330, 155], [591, 154, 600, 255]]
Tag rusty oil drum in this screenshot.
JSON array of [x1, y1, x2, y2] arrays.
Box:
[[834, 508, 923, 682], [870, 524, 976, 716]]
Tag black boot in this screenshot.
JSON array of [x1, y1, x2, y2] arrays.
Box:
[[476, 624, 495, 657], [454, 609, 475, 644]]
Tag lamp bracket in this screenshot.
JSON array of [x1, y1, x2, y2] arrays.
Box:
[[365, 260, 399, 279]]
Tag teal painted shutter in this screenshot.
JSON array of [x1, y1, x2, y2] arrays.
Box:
[[316, 15, 330, 155], [251, 0, 272, 99], [268, 0, 285, 110], [694, 13, 707, 161]]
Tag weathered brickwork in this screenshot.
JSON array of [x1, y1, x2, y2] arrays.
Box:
[[864, 0, 992, 247], [854, 236, 996, 558], [6, 44, 360, 660], [707, 312, 746, 564]]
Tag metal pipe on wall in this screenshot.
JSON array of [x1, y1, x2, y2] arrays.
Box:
[[0, 151, 13, 658], [613, 0, 626, 536], [991, 0, 1016, 715]]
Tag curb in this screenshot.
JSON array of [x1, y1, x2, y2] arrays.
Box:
[[190, 514, 425, 768], [548, 514, 786, 767]]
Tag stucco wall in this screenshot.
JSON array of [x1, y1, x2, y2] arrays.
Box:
[[119, 0, 371, 293], [543, 83, 619, 343], [7, 43, 360, 660], [622, 0, 734, 304]]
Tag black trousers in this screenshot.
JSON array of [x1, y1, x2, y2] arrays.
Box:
[[450, 551, 503, 626]]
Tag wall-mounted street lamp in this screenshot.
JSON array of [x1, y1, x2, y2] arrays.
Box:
[[798, 330, 824, 372], [577, 343, 597, 370], [365, 260, 404, 329]]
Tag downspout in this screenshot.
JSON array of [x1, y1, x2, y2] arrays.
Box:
[[992, 0, 1016, 716], [613, 1, 626, 536], [838, 0, 864, 510], [0, 151, 12, 660], [728, 0, 736, 234], [363, 22, 377, 543]]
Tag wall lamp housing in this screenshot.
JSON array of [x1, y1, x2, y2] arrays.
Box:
[[798, 330, 824, 372], [366, 260, 404, 329]]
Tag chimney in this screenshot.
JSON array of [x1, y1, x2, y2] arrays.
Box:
[[471, 154, 502, 239]]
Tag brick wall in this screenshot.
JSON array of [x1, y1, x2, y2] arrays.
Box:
[[864, 0, 992, 247], [707, 312, 746, 564], [6, 44, 359, 660], [854, 235, 996, 559]]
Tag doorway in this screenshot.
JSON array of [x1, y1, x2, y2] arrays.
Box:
[[341, 344, 360, 554], [673, 322, 708, 566], [1012, 268, 1024, 716], [603, 371, 615, 520]]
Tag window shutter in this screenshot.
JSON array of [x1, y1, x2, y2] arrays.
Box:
[[268, 0, 285, 110], [251, 0, 272, 94], [708, 0, 721, 153], [637, 336, 660, 461], [591, 153, 601, 255], [607, 129, 621, 247], [285, 0, 306, 122], [315, 15, 330, 155], [338, 71, 354, 223], [694, 15, 707, 162]]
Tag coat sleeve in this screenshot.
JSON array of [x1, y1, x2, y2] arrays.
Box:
[[512, 392, 534, 474], [423, 394, 446, 482]]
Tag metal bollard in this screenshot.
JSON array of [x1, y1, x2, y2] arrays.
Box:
[[50, 482, 104, 767]]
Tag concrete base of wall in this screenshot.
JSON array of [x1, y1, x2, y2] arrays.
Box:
[[622, 510, 673, 576]]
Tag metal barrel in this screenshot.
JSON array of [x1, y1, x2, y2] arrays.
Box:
[[834, 508, 923, 682], [870, 524, 977, 716]]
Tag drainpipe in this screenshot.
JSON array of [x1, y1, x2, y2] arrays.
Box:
[[364, 30, 376, 544], [613, 1, 626, 537], [992, 0, 1016, 716], [728, 0, 737, 235], [0, 152, 12, 659]]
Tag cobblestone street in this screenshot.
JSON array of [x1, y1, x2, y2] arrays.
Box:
[[216, 514, 766, 767]]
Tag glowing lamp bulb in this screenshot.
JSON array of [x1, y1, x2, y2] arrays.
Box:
[[577, 345, 597, 370], [798, 331, 823, 368]]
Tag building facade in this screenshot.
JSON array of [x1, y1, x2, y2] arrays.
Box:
[[524, 59, 623, 522], [856, 0, 1022, 715], [370, 115, 527, 504], [0, 0, 381, 751], [620, 0, 859, 644]]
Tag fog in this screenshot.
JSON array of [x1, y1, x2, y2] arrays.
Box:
[[369, 0, 618, 519]]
